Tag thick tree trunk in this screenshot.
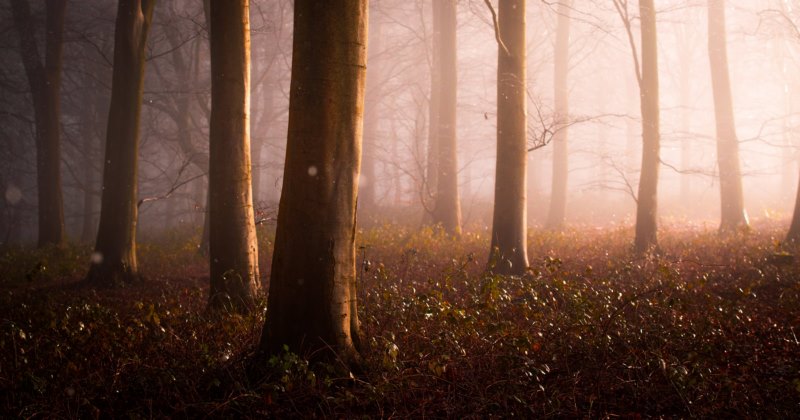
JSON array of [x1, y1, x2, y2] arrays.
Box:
[[546, 0, 571, 230], [86, 0, 155, 285], [431, 0, 461, 235], [489, 0, 528, 275], [207, 0, 260, 312], [634, 0, 660, 253], [11, 0, 67, 248], [260, 0, 367, 366], [708, 0, 748, 232]]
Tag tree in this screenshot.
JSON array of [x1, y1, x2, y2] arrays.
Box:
[[545, 0, 572, 230], [488, 0, 529, 275], [615, 0, 661, 252], [86, 0, 155, 285], [260, 0, 367, 365], [10, 0, 67, 247], [207, 0, 260, 311], [786, 168, 800, 243], [634, 0, 660, 252], [430, 0, 461, 235], [708, 0, 748, 232]]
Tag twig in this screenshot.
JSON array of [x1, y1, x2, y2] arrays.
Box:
[[483, 0, 510, 57]]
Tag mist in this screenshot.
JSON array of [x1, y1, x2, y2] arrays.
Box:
[[1, 0, 799, 417]]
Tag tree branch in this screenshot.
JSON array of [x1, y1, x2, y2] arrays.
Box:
[[483, 0, 510, 57]]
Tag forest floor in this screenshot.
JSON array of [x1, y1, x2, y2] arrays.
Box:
[[1, 221, 799, 417]]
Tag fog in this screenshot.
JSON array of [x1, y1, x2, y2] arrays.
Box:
[[2, 0, 799, 244]]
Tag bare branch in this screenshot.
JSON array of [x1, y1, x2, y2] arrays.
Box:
[[483, 0, 510, 57], [612, 0, 642, 89]]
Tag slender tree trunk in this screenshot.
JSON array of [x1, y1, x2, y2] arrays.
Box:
[[86, 0, 155, 285], [198, 190, 210, 255], [207, 0, 260, 311], [424, 1, 441, 222], [11, 0, 67, 248], [708, 0, 748, 232], [489, 0, 528, 275], [260, 0, 367, 366], [431, 0, 461, 235], [546, 0, 571, 230], [634, 0, 660, 252], [786, 166, 800, 243]]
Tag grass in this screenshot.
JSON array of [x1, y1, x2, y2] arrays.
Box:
[[0, 221, 799, 417]]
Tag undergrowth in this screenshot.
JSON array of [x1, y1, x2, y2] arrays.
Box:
[[1, 222, 799, 417]]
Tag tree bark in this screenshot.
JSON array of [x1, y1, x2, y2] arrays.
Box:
[[634, 0, 660, 252], [708, 0, 748, 232], [10, 0, 67, 248], [207, 0, 260, 312], [546, 0, 571, 230], [431, 0, 461, 235], [489, 0, 528, 275], [424, 1, 441, 223], [86, 0, 155, 285], [260, 0, 367, 366]]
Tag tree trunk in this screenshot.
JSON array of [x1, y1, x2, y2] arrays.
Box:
[[10, 0, 67, 248], [86, 0, 155, 285], [786, 166, 800, 243], [260, 0, 368, 366], [546, 0, 571, 230], [634, 0, 660, 253], [207, 0, 260, 312], [489, 0, 528, 275], [431, 0, 461, 235], [424, 1, 441, 223], [708, 0, 748, 232]]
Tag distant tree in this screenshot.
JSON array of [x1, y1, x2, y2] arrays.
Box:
[[207, 0, 260, 311], [708, 0, 748, 232], [425, 1, 441, 223], [545, 0, 572, 230], [10, 0, 67, 247], [148, 2, 211, 254], [260, 0, 367, 365], [488, 0, 529, 275], [786, 173, 800, 243], [86, 0, 155, 285], [430, 0, 461, 235]]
